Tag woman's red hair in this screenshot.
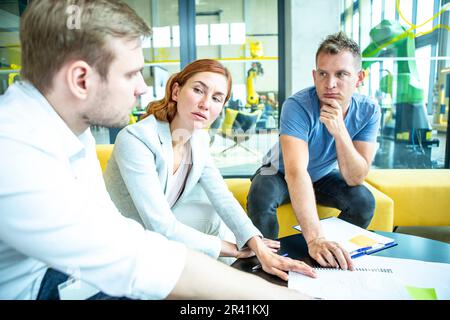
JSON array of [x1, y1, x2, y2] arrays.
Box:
[[143, 59, 232, 122]]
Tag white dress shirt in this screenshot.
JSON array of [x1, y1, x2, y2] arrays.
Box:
[[0, 82, 187, 300]]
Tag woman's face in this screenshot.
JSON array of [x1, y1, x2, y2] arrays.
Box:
[[171, 71, 228, 131]]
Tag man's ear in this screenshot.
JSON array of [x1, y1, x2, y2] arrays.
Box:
[[356, 69, 366, 88], [66, 61, 93, 100], [171, 82, 180, 102]]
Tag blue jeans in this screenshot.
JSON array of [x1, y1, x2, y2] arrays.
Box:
[[36, 268, 130, 300], [246, 167, 375, 239]]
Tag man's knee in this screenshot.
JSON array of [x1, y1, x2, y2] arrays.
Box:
[[349, 185, 375, 224], [247, 175, 284, 239], [355, 185, 375, 212], [247, 189, 277, 228]]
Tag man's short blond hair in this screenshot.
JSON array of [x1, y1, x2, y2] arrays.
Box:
[[316, 32, 362, 69], [20, 0, 151, 94]]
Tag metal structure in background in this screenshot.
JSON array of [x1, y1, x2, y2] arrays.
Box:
[[277, 0, 286, 125], [178, 0, 197, 68], [363, 20, 432, 143], [18, 0, 27, 16], [445, 73, 450, 168], [362, 19, 444, 170]]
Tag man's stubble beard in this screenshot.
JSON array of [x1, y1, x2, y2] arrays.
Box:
[[83, 86, 132, 129]]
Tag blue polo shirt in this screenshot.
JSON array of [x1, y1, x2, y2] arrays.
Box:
[[263, 87, 380, 182]]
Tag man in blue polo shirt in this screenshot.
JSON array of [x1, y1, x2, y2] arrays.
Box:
[[247, 32, 381, 271]]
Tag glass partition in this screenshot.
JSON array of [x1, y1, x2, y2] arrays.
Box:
[[195, 0, 280, 176], [342, 0, 450, 169], [99, 0, 182, 143], [0, 1, 21, 95]]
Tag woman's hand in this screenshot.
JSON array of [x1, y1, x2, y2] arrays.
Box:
[[220, 238, 280, 259], [247, 236, 317, 281], [235, 247, 255, 259], [262, 238, 280, 253], [234, 238, 281, 259], [257, 250, 317, 281], [220, 240, 255, 258]]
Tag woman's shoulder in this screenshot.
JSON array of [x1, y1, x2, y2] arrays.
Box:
[[128, 114, 157, 131]]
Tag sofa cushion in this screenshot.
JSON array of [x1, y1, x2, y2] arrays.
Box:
[[221, 108, 239, 133], [232, 110, 262, 132], [96, 144, 114, 172], [366, 169, 450, 227]]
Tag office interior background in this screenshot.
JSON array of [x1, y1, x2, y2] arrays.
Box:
[[1, 0, 449, 241]]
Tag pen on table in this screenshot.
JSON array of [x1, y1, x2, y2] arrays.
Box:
[[356, 246, 372, 253], [364, 243, 386, 254], [251, 253, 288, 271], [349, 246, 372, 259]]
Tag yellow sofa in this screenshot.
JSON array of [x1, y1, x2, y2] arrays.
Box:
[[96, 144, 114, 171], [366, 169, 450, 227], [96, 144, 395, 238]]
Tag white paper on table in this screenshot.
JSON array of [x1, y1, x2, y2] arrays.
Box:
[[354, 255, 450, 300], [289, 255, 450, 300]]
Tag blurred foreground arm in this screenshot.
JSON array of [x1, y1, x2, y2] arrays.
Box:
[[168, 249, 311, 300]]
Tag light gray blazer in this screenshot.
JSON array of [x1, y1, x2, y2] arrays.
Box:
[[103, 115, 262, 258]]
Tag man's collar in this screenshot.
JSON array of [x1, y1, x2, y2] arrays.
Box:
[[18, 81, 87, 159]]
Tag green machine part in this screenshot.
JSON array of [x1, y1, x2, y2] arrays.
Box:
[[362, 20, 431, 142], [362, 20, 424, 103]]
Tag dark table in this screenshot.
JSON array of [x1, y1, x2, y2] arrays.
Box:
[[232, 231, 450, 286]]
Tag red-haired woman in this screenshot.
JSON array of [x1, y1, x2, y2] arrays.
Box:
[[104, 59, 315, 281]]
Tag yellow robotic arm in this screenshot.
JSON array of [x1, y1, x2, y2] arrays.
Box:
[[7, 64, 21, 86], [246, 62, 263, 108]]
